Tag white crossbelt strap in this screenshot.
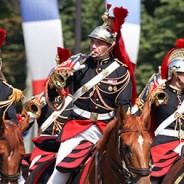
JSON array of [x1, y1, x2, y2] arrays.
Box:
[[40, 61, 120, 132], [158, 129, 179, 137], [154, 100, 184, 136]]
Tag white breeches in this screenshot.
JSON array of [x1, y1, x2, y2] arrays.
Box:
[[47, 124, 102, 184]]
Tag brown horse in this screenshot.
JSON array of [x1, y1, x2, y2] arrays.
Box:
[[82, 101, 152, 184], [0, 115, 29, 184], [22, 102, 152, 184]]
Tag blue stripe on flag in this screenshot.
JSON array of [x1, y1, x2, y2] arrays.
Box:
[[20, 0, 60, 22], [122, 0, 140, 25], [106, 0, 141, 25]]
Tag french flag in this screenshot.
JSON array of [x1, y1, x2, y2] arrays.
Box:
[[20, 0, 63, 95], [106, 0, 141, 65]]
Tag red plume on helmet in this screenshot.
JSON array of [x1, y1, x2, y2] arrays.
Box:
[[113, 7, 128, 33], [112, 6, 137, 104], [161, 38, 184, 79], [0, 28, 6, 47], [57, 47, 71, 64]]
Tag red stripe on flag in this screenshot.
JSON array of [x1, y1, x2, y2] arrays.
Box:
[[32, 78, 48, 95]]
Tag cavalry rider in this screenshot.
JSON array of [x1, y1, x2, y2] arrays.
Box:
[[135, 38, 184, 183], [0, 28, 29, 184], [150, 39, 184, 183], [0, 28, 23, 124], [0, 77, 18, 123], [47, 6, 136, 184], [18, 47, 72, 183]]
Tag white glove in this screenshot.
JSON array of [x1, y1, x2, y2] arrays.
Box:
[[73, 62, 85, 71]]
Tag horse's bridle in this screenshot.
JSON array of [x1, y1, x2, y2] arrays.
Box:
[[0, 169, 20, 183], [118, 128, 151, 183], [0, 151, 21, 183]]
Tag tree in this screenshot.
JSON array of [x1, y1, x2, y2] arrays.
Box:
[[60, 0, 104, 54], [1, 0, 184, 97], [0, 0, 26, 112], [0, 0, 26, 90], [137, 0, 184, 93]]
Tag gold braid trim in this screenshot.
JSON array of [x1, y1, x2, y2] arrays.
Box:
[[0, 81, 25, 109]]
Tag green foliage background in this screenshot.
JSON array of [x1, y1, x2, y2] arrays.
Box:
[[1, 0, 184, 101]]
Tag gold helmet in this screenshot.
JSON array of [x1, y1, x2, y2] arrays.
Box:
[[88, 25, 116, 45], [168, 48, 184, 80], [161, 38, 184, 79], [88, 6, 117, 46]]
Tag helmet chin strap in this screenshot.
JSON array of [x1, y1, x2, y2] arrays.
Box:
[[91, 41, 116, 60]]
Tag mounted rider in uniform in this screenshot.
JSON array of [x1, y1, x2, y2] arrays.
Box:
[[46, 5, 136, 184]]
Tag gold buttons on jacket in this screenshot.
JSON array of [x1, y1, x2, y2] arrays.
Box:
[[113, 86, 118, 92]]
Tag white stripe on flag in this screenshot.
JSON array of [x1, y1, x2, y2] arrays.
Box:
[[121, 23, 141, 64], [20, 0, 63, 95], [22, 20, 63, 80]]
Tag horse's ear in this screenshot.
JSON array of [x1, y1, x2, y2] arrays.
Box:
[[96, 118, 118, 151], [140, 100, 151, 130], [117, 104, 127, 125]]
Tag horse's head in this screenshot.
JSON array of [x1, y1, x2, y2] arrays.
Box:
[[0, 120, 25, 183], [118, 100, 152, 184]]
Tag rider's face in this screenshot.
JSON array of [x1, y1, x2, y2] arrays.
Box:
[[170, 72, 184, 89], [89, 38, 110, 60], [177, 72, 184, 88]]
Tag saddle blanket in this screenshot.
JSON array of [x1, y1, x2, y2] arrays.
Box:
[[56, 140, 94, 172], [151, 140, 181, 177]]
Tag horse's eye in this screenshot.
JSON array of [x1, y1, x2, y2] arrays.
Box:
[[122, 144, 131, 154]]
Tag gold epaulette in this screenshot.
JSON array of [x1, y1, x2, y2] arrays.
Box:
[[1, 81, 25, 103]]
